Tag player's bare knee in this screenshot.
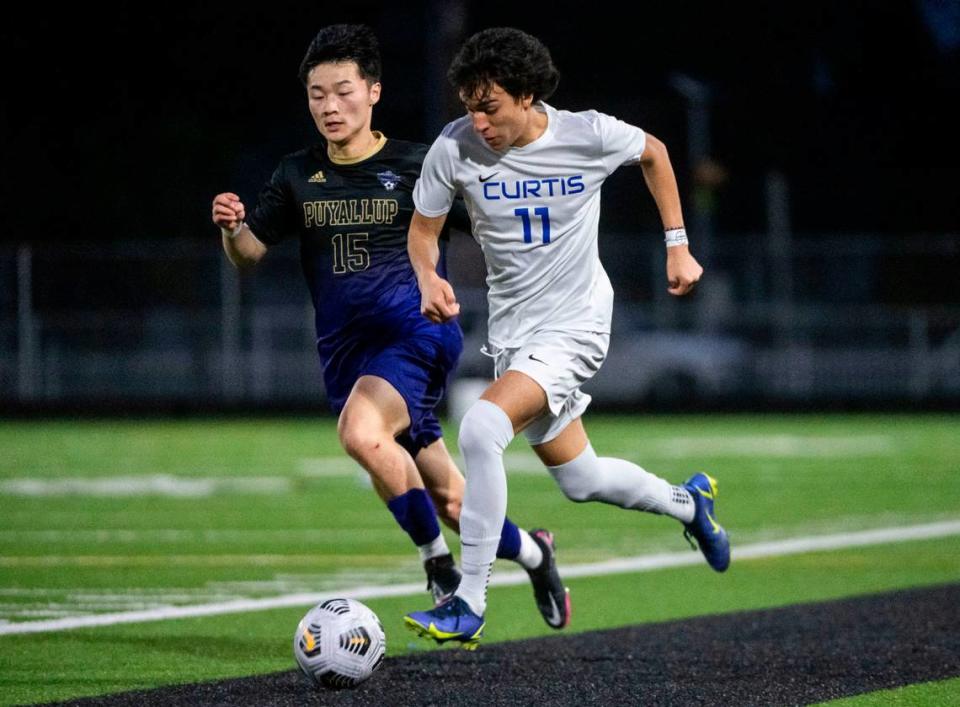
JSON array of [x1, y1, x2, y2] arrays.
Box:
[[338, 424, 384, 464], [335, 409, 352, 446]]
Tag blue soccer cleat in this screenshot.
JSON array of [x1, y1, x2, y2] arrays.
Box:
[[403, 596, 485, 650], [682, 472, 731, 572]]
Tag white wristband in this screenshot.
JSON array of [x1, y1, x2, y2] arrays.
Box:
[[664, 228, 688, 248], [226, 222, 245, 239]]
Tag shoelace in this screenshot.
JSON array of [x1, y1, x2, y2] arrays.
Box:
[[434, 597, 467, 617], [683, 485, 704, 552]]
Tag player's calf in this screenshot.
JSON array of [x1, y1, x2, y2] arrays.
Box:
[[426, 490, 462, 530]]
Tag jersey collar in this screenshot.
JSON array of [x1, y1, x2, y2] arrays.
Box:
[[327, 131, 388, 165], [484, 102, 555, 155], [519, 101, 554, 149]]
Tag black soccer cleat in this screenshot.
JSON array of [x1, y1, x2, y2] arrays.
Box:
[[524, 528, 571, 629], [424, 553, 461, 606]]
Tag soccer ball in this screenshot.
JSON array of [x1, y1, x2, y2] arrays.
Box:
[[293, 598, 386, 689]]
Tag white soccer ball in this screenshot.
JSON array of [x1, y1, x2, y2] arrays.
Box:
[[293, 598, 386, 689]]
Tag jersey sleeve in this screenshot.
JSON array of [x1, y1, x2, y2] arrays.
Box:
[[412, 134, 457, 217], [588, 111, 647, 174], [245, 160, 297, 245]]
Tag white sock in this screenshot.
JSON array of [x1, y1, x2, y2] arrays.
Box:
[[515, 528, 544, 570], [548, 444, 695, 524], [417, 534, 450, 563], [454, 400, 514, 616]]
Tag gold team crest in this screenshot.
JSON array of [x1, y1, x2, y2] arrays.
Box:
[[308, 170, 327, 184]]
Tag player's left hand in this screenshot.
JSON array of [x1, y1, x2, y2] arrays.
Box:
[[666, 245, 703, 296], [420, 272, 461, 323]]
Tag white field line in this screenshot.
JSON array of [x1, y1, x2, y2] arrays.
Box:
[[0, 528, 404, 543], [2, 519, 959, 637], [3, 511, 951, 546], [0, 476, 291, 498]]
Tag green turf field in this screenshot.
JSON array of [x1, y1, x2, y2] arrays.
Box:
[[1, 414, 958, 705]]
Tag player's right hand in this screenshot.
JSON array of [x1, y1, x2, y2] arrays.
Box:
[[212, 192, 246, 232], [420, 273, 460, 323]]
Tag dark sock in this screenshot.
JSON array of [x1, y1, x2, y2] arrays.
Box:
[[387, 488, 442, 546], [497, 517, 522, 559]]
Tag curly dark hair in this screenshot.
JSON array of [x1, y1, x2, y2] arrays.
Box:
[[448, 27, 559, 103], [298, 24, 381, 86]]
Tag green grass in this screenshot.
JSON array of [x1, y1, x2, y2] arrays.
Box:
[[818, 677, 960, 706], [1, 414, 958, 705]]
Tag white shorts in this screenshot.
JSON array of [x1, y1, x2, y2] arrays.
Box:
[[488, 330, 610, 446]]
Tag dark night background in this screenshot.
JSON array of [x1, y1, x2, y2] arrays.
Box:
[[2, 0, 958, 245]]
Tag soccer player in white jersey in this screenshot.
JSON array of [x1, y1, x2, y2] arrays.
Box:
[[403, 27, 730, 647]]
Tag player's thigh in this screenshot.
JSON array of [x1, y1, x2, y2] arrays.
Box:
[[339, 375, 411, 438], [532, 417, 590, 467], [479, 370, 550, 434], [360, 331, 457, 443]]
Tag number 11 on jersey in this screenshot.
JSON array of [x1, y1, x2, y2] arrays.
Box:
[[514, 207, 551, 244]]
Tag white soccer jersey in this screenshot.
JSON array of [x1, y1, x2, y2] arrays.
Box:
[[413, 101, 646, 348]]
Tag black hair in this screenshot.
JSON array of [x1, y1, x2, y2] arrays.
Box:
[[298, 24, 381, 86], [448, 27, 559, 103]]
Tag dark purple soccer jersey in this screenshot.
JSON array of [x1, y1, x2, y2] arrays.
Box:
[[246, 137, 465, 369]]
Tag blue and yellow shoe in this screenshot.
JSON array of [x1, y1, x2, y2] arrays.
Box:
[[682, 473, 731, 572], [403, 596, 485, 650]]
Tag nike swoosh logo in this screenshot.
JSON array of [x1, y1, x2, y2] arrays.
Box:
[[692, 485, 721, 534], [528, 354, 548, 365], [479, 172, 500, 182], [543, 595, 562, 626]]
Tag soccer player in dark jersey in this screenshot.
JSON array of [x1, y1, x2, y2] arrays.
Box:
[[210, 24, 569, 628]]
